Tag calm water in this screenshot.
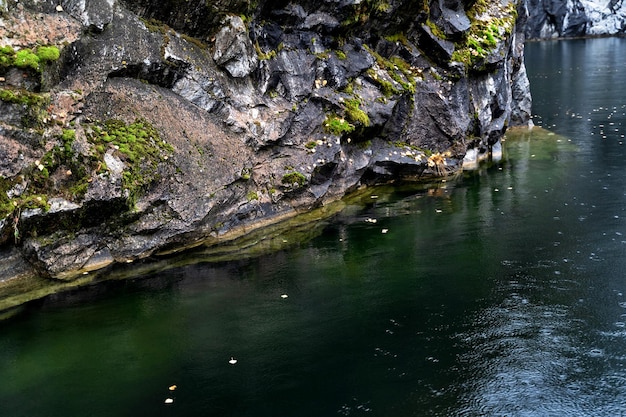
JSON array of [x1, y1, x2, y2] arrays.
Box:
[[2, 38, 626, 416]]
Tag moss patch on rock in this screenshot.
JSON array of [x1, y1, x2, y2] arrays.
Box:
[[281, 171, 307, 188], [344, 97, 370, 127], [0, 127, 90, 223], [0, 45, 60, 72], [365, 45, 420, 96], [86, 118, 174, 206], [0, 88, 47, 106], [0, 87, 50, 128], [451, 0, 518, 68], [323, 114, 355, 136], [0, 118, 175, 236]]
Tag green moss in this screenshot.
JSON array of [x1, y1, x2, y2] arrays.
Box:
[[401, 81, 415, 95], [0, 160, 57, 221], [305, 141, 317, 150], [366, 68, 399, 97], [0, 88, 50, 128], [364, 45, 418, 97], [0, 45, 16, 67], [0, 177, 15, 219], [344, 97, 370, 126], [0, 88, 46, 106], [341, 0, 396, 27], [335, 50, 347, 60], [425, 19, 447, 40], [378, 80, 397, 97], [384, 33, 410, 48], [315, 51, 330, 60], [375, 1, 390, 12], [60, 129, 76, 157], [323, 114, 355, 136], [140, 17, 172, 35], [16, 194, 50, 212], [13, 49, 40, 71], [36, 46, 60, 62], [341, 81, 354, 95], [0, 45, 60, 72], [246, 191, 259, 201], [281, 171, 307, 188], [86, 119, 174, 207], [15, 128, 90, 204], [389, 56, 411, 73], [255, 40, 277, 60], [0, 118, 171, 234], [181, 34, 208, 50], [451, 0, 518, 68], [393, 141, 429, 153]]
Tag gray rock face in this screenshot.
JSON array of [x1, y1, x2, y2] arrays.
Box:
[[61, 0, 116, 31], [526, 0, 626, 39], [417, 23, 456, 64], [213, 15, 259, 78], [0, 0, 533, 306], [430, 0, 471, 37]]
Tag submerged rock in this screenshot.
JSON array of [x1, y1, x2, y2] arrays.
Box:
[[0, 0, 532, 308]]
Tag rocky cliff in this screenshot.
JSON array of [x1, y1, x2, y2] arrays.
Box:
[[0, 0, 532, 309], [526, 0, 626, 38]]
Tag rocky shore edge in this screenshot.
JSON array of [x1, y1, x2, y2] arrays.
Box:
[[0, 0, 532, 312]]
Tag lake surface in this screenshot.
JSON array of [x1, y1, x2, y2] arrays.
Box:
[[2, 37, 626, 416]]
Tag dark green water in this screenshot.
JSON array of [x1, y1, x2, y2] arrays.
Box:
[[2, 38, 626, 416]]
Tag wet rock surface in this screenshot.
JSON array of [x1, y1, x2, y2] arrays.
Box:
[[0, 0, 532, 308]]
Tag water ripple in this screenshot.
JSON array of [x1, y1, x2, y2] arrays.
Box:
[[451, 292, 623, 416]]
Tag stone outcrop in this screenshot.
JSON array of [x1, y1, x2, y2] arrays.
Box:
[[526, 0, 626, 39], [0, 0, 532, 309]]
